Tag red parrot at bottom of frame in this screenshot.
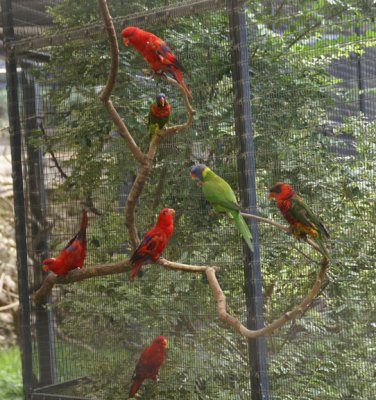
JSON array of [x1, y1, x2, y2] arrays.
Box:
[[121, 26, 192, 98], [42, 209, 88, 275], [269, 182, 330, 258], [129, 335, 168, 398], [129, 208, 175, 281]]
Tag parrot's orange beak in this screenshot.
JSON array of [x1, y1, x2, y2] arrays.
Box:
[[167, 209, 175, 216], [160, 98, 165, 107], [162, 338, 168, 348], [122, 38, 129, 46], [190, 172, 196, 179], [42, 265, 49, 271]]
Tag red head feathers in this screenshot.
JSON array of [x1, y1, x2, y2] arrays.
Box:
[[269, 182, 295, 200]]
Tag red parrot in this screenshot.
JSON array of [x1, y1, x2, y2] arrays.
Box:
[[121, 26, 192, 98], [269, 183, 330, 257], [42, 209, 88, 275], [129, 336, 168, 398], [129, 208, 175, 281]]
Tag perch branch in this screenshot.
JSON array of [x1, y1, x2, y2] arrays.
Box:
[[124, 161, 153, 250], [98, 0, 145, 164], [206, 258, 328, 338], [33, 257, 215, 304], [240, 211, 290, 233], [157, 258, 210, 273], [33, 259, 132, 303], [0, 301, 19, 312]]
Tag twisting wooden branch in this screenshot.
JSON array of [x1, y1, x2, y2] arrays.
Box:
[[206, 258, 328, 338], [33, 257, 212, 303], [33, 259, 131, 303], [98, 0, 145, 164]]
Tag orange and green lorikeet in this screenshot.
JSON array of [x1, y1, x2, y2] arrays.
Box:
[[269, 182, 330, 258], [129, 208, 175, 281], [129, 335, 168, 397], [148, 93, 171, 138], [42, 209, 88, 275], [121, 26, 192, 98], [190, 164, 253, 252]]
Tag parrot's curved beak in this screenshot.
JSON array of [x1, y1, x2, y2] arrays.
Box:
[[190, 172, 196, 179], [42, 257, 56, 271], [268, 192, 275, 200], [163, 338, 168, 348], [160, 98, 165, 107], [167, 209, 175, 215], [123, 38, 129, 46]]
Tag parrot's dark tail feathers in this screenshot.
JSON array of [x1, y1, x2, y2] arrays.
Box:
[[137, 269, 145, 278], [319, 222, 330, 239], [77, 209, 88, 241], [129, 379, 143, 397]]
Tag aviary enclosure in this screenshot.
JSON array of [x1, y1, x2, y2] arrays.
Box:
[[2, 0, 376, 399]]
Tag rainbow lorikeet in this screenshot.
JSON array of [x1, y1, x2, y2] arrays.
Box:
[[42, 209, 88, 275], [129, 335, 168, 397], [121, 26, 192, 98], [269, 182, 330, 258], [129, 208, 175, 281], [148, 93, 171, 138], [190, 164, 253, 252]]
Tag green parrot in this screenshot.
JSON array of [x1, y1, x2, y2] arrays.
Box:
[[190, 164, 253, 252], [148, 93, 171, 139]]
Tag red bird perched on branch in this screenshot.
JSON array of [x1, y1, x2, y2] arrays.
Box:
[[129, 208, 175, 281], [269, 182, 330, 258], [42, 209, 88, 275], [129, 335, 168, 398], [121, 26, 192, 98]]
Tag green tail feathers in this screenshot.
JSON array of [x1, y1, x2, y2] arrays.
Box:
[[230, 210, 254, 253]]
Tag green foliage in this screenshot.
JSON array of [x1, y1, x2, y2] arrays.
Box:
[[0, 347, 23, 400], [25, 0, 376, 399]]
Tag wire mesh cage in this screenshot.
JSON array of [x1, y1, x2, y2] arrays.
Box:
[[2, 0, 376, 399]]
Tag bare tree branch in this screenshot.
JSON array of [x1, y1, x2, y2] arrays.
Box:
[[98, 0, 145, 164], [240, 211, 290, 233], [206, 258, 328, 338], [33, 259, 131, 303]]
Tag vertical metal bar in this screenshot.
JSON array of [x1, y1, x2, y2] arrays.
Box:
[[355, 26, 365, 115], [21, 70, 55, 385], [1, 0, 33, 397], [227, 1, 270, 399]]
